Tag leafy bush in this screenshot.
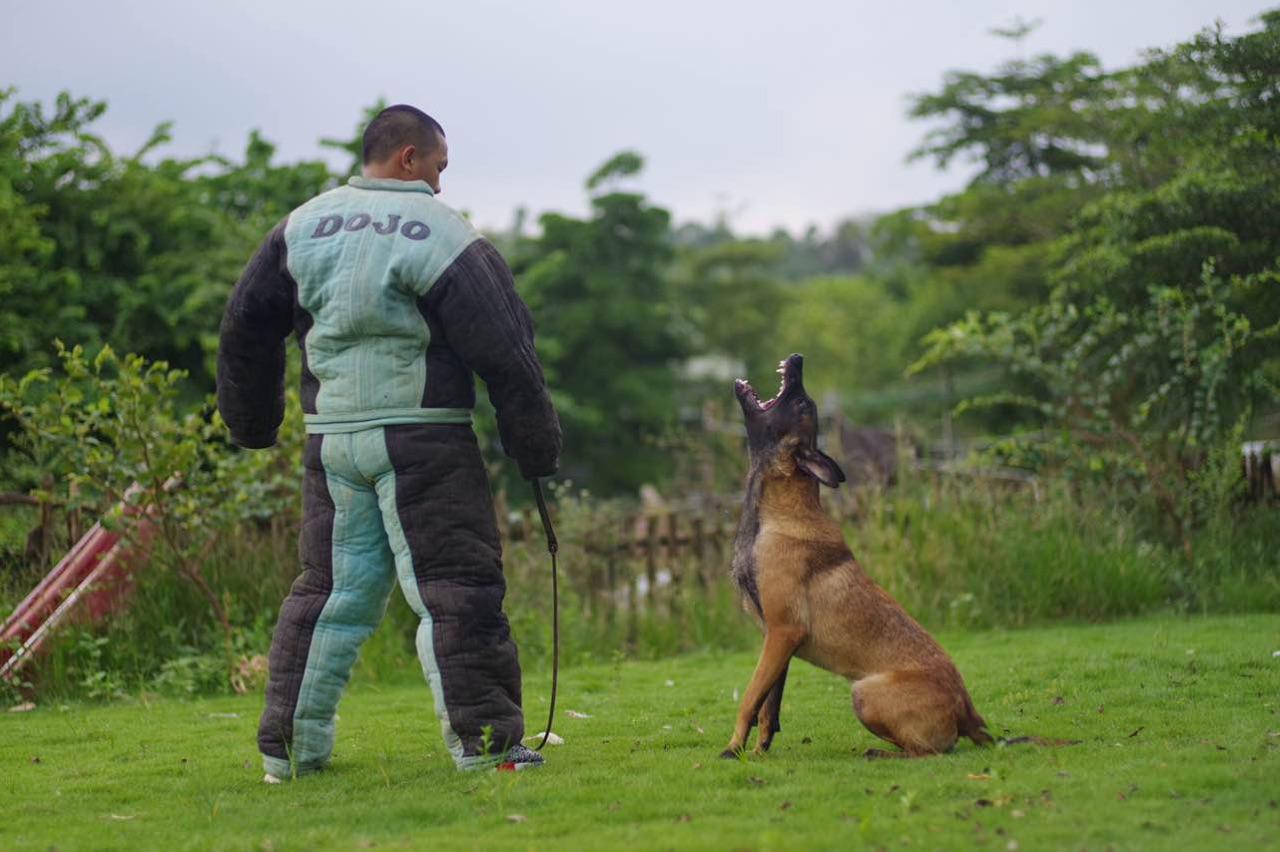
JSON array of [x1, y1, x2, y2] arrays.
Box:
[[854, 460, 1280, 629], [911, 263, 1275, 557], [0, 342, 302, 686]]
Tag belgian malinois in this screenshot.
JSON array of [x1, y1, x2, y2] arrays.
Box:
[[721, 354, 992, 758]]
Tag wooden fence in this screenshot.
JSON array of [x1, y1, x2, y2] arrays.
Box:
[[496, 441, 1279, 619], [1243, 441, 1279, 503], [3, 439, 1274, 618], [502, 498, 740, 610]]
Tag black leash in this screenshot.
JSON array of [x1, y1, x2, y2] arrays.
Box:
[[529, 478, 559, 751]]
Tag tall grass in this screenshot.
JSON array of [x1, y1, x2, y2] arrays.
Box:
[[6, 522, 298, 701], [4, 468, 1277, 702], [851, 475, 1280, 629]]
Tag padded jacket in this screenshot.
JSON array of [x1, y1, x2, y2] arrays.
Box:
[[216, 176, 561, 479]]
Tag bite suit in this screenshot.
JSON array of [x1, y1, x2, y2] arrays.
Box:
[[216, 176, 561, 775]]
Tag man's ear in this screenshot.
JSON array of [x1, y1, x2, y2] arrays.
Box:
[[398, 144, 418, 174], [796, 447, 846, 488]]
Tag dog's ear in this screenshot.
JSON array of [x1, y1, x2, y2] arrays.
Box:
[[796, 447, 846, 488]]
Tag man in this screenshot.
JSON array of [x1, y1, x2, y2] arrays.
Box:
[[217, 104, 561, 779]]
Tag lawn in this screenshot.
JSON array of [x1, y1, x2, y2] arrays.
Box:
[[3, 614, 1278, 850]]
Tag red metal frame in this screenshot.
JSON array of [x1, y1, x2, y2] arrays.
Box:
[[1, 483, 161, 682]]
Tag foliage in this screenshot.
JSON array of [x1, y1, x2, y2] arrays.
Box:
[[912, 264, 1276, 557], [0, 91, 239, 385], [674, 216, 871, 281], [671, 238, 786, 384], [774, 275, 906, 399], [0, 91, 106, 377], [513, 152, 689, 492], [903, 10, 1280, 549], [0, 89, 333, 390], [910, 48, 1109, 184], [0, 342, 300, 532], [0, 343, 302, 683]]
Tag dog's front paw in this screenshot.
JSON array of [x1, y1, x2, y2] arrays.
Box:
[[719, 747, 742, 760]]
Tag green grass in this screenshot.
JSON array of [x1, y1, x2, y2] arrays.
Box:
[[3, 614, 1279, 850]]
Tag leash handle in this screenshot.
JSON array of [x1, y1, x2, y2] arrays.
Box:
[[531, 478, 558, 555], [529, 478, 559, 751]]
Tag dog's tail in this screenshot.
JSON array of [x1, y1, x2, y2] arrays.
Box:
[[960, 693, 995, 746], [961, 695, 1080, 747], [961, 696, 1079, 747], [997, 735, 1081, 748]]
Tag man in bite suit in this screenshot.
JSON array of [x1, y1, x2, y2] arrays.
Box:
[[217, 104, 561, 779]]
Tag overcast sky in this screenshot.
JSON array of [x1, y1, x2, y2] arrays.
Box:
[[2, 1, 1270, 234]]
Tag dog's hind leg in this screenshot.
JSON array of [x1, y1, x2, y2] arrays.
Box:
[[722, 626, 805, 757], [754, 660, 790, 753], [852, 670, 958, 758]]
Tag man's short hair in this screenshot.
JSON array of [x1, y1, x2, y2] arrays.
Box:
[[362, 105, 445, 165]]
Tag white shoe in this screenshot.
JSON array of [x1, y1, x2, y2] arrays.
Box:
[[263, 773, 284, 784]]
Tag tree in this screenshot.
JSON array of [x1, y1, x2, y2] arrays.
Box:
[[0, 91, 112, 377], [513, 152, 687, 493], [909, 11, 1280, 556], [0, 89, 342, 392], [672, 238, 785, 385]]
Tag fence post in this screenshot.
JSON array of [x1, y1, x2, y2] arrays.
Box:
[[691, 516, 707, 590], [645, 515, 659, 608], [667, 512, 682, 615], [602, 539, 616, 629], [1264, 447, 1276, 502]]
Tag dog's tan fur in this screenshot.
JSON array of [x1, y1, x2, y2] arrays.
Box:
[[724, 439, 990, 758]]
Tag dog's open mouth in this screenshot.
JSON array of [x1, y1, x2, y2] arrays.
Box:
[[735, 356, 801, 412]]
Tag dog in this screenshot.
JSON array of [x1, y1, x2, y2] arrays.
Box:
[[721, 354, 992, 759]]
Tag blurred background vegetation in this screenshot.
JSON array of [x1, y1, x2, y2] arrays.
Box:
[[1, 11, 1277, 699]]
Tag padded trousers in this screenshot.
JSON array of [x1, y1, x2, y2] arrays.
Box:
[[257, 423, 523, 776]]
